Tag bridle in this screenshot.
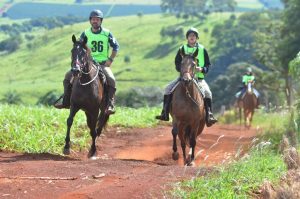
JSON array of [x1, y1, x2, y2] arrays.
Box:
[[71, 42, 99, 86], [180, 54, 200, 106]]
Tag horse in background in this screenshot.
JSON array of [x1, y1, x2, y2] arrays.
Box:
[[237, 82, 257, 129], [170, 48, 206, 166], [63, 34, 109, 158]]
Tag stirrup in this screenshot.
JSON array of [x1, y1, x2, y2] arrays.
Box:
[[53, 102, 69, 109], [206, 114, 217, 127], [155, 115, 169, 121], [106, 106, 115, 115]]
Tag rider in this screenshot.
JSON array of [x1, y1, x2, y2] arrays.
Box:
[[235, 67, 260, 108], [155, 27, 218, 127], [54, 9, 120, 115]]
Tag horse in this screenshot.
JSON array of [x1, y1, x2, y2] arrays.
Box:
[[63, 34, 109, 158], [238, 82, 257, 129], [170, 48, 206, 166]]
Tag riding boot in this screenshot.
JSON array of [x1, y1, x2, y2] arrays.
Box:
[[106, 86, 116, 115], [54, 79, 72, 109], [204, 98, 218, 127], [155, 94, 172, 121], [256, 97, 260, 109]]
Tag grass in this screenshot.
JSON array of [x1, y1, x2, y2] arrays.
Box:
[[0, 104, 161, 154], [172, 145, 286, 198]]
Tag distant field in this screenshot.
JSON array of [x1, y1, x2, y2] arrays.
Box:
[[0, 13, 231, 104], [236, 0, 264, 9], [10, 0, 160, 4], [6, 2, 161, 19]]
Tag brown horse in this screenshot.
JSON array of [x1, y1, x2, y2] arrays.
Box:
[[170, 48, 206, 166], [238, 82, 257, 128], [63, 35, 109, 158]]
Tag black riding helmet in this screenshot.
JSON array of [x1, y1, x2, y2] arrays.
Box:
[[89, 9, 104, 20], [186, 27, 199, 39]]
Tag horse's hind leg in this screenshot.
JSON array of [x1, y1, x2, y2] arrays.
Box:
[[172, 124, 179, 160], [86, 112, 98, 159], [64, 106, 79, 155]]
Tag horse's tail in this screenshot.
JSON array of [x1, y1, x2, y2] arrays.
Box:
[[96, 111, 110, 137]]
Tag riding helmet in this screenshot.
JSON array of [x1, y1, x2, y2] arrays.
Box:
[[89, 9, 104, 19], [186, 27, 199, 39]]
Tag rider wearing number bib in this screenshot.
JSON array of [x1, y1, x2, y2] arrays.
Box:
[[54, 9, 119, 115], [155, 27, 217, 127]]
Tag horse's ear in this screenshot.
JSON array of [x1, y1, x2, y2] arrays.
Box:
[[72, 34, 76, 43], [83, 36, 88, 45], [193, 48, 198, 58]]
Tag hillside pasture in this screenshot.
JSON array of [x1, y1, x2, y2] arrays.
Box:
[[0, 13, 230, 104]]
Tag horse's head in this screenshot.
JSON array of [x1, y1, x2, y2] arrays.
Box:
[[180, 47, 198, 84], [246, 81, 254, 94], [71, 34, 89, 76]]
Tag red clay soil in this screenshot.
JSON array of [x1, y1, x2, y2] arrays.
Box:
[[0, 124, 258, 199]]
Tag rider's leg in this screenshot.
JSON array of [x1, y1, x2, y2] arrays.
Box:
[[253, 88, 260, 108], [54, 71, 72, 109], [155, 94, 172, 121], [155, 78, 179, 121], [103, 66, 116, 115], [198, 79, 218, 127]]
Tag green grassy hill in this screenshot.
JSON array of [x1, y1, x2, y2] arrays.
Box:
[[0, 13, 231, 104]]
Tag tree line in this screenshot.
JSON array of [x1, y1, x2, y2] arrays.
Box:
[[0, 16, 85, 53]]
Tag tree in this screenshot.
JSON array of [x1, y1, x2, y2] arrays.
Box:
[[160, 0, 235, 16], [210, 12, 268, 80], [253, 0, 300, 107]]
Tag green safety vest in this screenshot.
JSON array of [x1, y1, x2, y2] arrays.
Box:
[[183, 44, 205, 79], [242, 75, 255, 85], [84, 28, 110, 62]]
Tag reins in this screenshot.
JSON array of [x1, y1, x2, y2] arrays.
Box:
[[79, 64, 100, 86], [183, 81, 201, 107]]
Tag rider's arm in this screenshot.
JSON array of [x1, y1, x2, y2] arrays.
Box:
[[108, 32, 120, 53], [174, 48, 182, 72], [107, 32, 119, 64], [202, 48, 211, 74]]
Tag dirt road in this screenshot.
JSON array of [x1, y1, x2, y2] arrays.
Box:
[[0, 124, 257, 199]]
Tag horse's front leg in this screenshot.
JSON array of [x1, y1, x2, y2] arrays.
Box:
[[172, 124, 179, 160], [63, 106, 79, 155], [86, 111, 98, 159], [187, 130, 197, 166]]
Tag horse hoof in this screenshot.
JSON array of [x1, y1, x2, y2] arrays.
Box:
[[89, 156, 99, 160], [88, 150, 97, 159], [172, 152, 179, 160], [63, 148, 70, 155]]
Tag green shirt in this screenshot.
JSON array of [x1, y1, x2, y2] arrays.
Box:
[[242, 75, 255, 85], [84, 28, 110, 62], [183, 44, 205, 79]]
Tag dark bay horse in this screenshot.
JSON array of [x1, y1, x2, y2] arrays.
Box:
[[170, 48, 206, 166], [63, 35, 109, 158], [238, 82, 257, 128]]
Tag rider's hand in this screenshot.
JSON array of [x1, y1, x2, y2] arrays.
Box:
[[105, 60, 112, 67], [195, 67, 202, 72]]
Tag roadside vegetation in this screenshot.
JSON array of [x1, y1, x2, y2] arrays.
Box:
[[0, 104, 160, 154]]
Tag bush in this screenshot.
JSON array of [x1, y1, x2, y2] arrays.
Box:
[[124, 55, 131, 63], [36, 90, 61, 106], [1, 91, 23, 105]]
